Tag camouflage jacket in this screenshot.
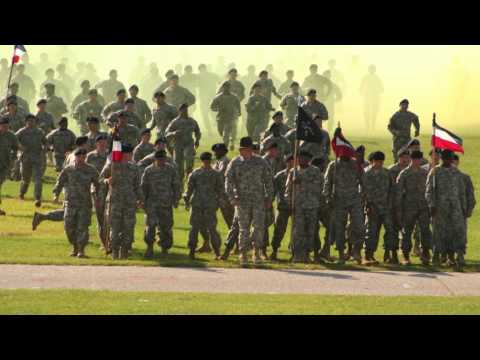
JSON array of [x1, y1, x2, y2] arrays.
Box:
[[460, 170, 476, 217], [245, 94, 273, 120], [164, 116, 201, 148], [280, 93, 305, 123], [213, 155, 231, 179], [262, 123, 291, 139], [133, 142, 155, 163], [273, 168, 290, 210], [1, 109, 26, 132], [218, 79, 246, 102], [46, 95, 68, 121], [0, 95, 30, 113], [396, 165, 429, 210], [286, 165, 323, 209], [53, 163, 99, 208], [86, 130, 108, 153], [100, 162, 143, 206], [102, 101, 125, 125], [0, 130, 19, 171], [136, 152, 176, 173], [426, 166, 466, 213], [131, 97, 152, 127], [164, 85, 196, 108], [301, 74, 333, 101], [141, 162, 181, 208], [260, 134, 291, 158], [86, 149, 108, 174], [225, 154, 274, 205], [299, 129, 331, 161], [388, 110, 420, 138], [184, 167, 224, 208], [362, 166, 393, 214], [108, 124, 140, 148], [95, 79, 126, 103], [151, 103, 178, 134], [263, 154, 285, 178], [301, 100, 329, 121], [249, 78, 278, 102], [15, 126, 47, 161], [323, 159, 363, 205], [46, 128, 76, 155], [73, 100, 104, 125], [35, 111, 56, 135], [388, 162, 408, 203], [210, 92, 241, 122]]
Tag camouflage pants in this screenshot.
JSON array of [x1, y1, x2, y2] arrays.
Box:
[[0, 168, 7, 204], [219, 198, 234, 229], [188, 207, 221, 251], [64, 206, 92, 247], [109, 202, 137, 250], [271, 208, 291, 251], [247, 115, 268, 142], [94, 196, 106, 244], [314, 207, 331, 251], [173, 145, 195, 183], [224, 213, 240, 251], [332, 200, 365, 251], [236, 204, 265, 252], [217, 119, 237, 148], [20, 159, 45, 201], [263, 207, 275, 249], [365, 210, 396, 252], [53, 153, 66, 172], [292, 207, 318, 255], [432, 204, 466, 253], [402, 207, 432, 254], [144, 205, 174, 250], [392, 135, 410, 163], [44, 209, 65, 221]]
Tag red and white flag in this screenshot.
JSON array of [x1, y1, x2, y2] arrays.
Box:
[[332, 126, 355, 158], [432, 116, 464, 154], [111, 139, 123, 162], [12, 45, 27, 64]]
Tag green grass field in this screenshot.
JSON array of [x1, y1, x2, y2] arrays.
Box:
[[1, 289, 479, 314], [1, 133, 479, 272]]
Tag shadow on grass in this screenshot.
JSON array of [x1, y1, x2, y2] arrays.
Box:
[[275, 268, 356, 280]]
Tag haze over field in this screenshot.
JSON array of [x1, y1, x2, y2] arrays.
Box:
[[0, 45, 478, 135]]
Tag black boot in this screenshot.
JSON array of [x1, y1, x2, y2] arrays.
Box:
[[120, 247, 129, 260], [432, 251, 440, 266], [390, 250, 399, 265], [77, 244, 87, 259], [220, 246, 231, 261], [188, 248, 196, 260], [144, 244, 154, 259], [270, 248, 278, 261], [70, 244, 78, 257], [383, 250, 391, 264], [421, 248, 431, 266], [402, 252, 411, 265], [111, 248, 120, 260]]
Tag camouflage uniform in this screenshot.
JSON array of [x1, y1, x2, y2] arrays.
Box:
[[86, 149, 108, 244], [284, 128, 297, 155], [222, 79, 246, 102], [141, 162, 181, 250], [262, 123, 291, 140], [0, 129, 19, 206], [210, 91, 241, 148], [396, 165, 432, 254], [73, 100, 104, 135], [184, 167, 224, 252], [45, 95, 68, 124], [286, 165, 323, 258], [163, 85, 196, 108], [323, 159, 365, 252], [100, 162, 143, 251], [245, 94, 274, 142], [426, 166, 467, 254], [133, 142, 155, 163], [388, 162, 409, 248], [363, 166, 396, 253], [280, 93, 305, 126], [16, 126, 47, 201], [301, 74, 333, 102], [301, 100, 329, 121], [131, 97, 152, 129], [250, 78, 278, 103], [86, 130, 108, 153], [1, 109, 26, 132], [460, 170, 476, 247], [387, 110, 420, 162], [95, 79, 126, 104], [108, 124, 140, 148], [164, 116, 201, 182], [150, 103, 178, 138], [102, 101, 125, 126], [225, 154, 274, 252], [122, 110, 143, 129], [35, 111, 55, 135], [53, 163, 99, 248], [260, 134, 291, 159], [262, 154, 283, 250], [46, 128, 76, 172], [213, 154, 234, 228], [0, 96, 30, 113], [299, 130, 331, 165], [136, 152, 176, 175], [271, 168, 291, 251]]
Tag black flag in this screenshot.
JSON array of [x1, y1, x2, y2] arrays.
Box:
[[295, 106, 323, 143]]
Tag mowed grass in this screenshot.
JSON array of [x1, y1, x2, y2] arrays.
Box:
[[1, 132, 479, 272], [1, 289, 480, 315]]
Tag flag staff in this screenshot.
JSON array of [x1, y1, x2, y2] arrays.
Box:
[[4, 46, 17, 101], [289, 137, 299, 261]]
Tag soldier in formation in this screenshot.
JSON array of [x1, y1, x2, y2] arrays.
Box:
[[46, 117, 76, 172], [0, 116, 19, 216]]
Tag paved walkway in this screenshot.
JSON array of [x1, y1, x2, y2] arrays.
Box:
[[1, 265, 480, 296]]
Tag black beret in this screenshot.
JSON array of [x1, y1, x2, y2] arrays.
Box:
[[36, 99, 47, 106], [400, 99, 409, 105], [410, 150, 424, 159], [154, 137, 167, 145], [122, 144, 134, 153], [239, 137, 254, 149], [58, 117, 68, 125], [74, 148, 88, 156], [86, 116, 99, 123], [95, 134, 107, 142], [272, 111, 283, 119], [228, 68, 238, 74], [44, 83, 55, 89], [200, 152, 212, 161], [25, 114, 36, 121], [140, 128, 151, 136], [259, 70, 268, 77], [125, 98, 135, 105], [298, 150, 313, 159], [0, 116, 9, 125], [116, 89, 126, 96], [211, 143, 228, 152], [307, 88, 317, 95], [170, 74, 179, 80], [75, 136, 89, 146], [153, 91, 165, 98], [371, 151, 385, 161], [129, 85, 139, 91], [88, 89, 98, 96], [407, 139, 420, 147], [290, 81, 299, 88], [356, 145, 366, 154], [441, 149, 455, 160], [154, 150, 167, 159], [398, 149, 410, 157]]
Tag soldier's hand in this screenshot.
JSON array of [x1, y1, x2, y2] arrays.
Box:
[[414, 130, 420, 137], [194, 140, 200, 149]]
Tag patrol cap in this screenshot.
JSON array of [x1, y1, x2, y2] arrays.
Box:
[[81, 80, 90, 87], [129, 84, 139, 91], [36, 99, 47, 106], [211, 143, 228, 153], [400, 99, 409, 106], [284, 154, 294, 162], [239, 137, 254, 149], [272, 111, 283, 119], [86, 116, 99, 124], [154, 137, 167, 146], [407, 139, 420, 147], [153, 91, 165, 98], [75, 136, 89, 147], [371, 151, 385, 161], [140, 128, 151, 136], [7, 99, 17, 106], [307, 88, 317, 96], [0, 116, 9, 125], [154, 150, 167, 159], [398, 149, 410, 157], [298, 150, 313, 159], [116, 89, 126, 96], [410, 150, 424, 159], [290, 81, 300, 88], [58, 117, 68, 125], [95, 134, 108, 142], [265, 142, 278, 151], [200, 152, 212, 161], [125, 98, 135, 105], [178, 103, 189, 111], [122, 144, 134, 153], [74, 148, 88, 156], [88, 89, 98, 96], [441, 149, 455, 160]]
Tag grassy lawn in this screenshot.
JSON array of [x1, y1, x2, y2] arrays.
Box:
[[1, 133, 479, 272], [1, 289, 479, 314]]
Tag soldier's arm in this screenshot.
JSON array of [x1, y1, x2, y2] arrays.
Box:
[[183, 172, 195, 204], [280, 95, 287, 109], [52, 168, 67, 198], [238, 82, 246, 102], [144, 102, 152, 124], [194, 121, 201, 143], [140, 171, 149, 201], [321, 103, 329, 121], [224, 162, 237, 203], [134, 167, 144, 204], [164, 121, 176, 140], [466, 175, 476, 216], [186, 89, 196, 106], [425, 170, 435, 209], [413, 114, 420, 136], [387, 115, 398, 136], [91, 168, 100, 198], [263, 162, 274, 203], [210, 96, 219, 112], [322, 161, 334, 199], [235, 97, 241, 116], [172, 168, 182, 205]]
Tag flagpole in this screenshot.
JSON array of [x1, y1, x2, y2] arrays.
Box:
[[4, 48, 16, 102]]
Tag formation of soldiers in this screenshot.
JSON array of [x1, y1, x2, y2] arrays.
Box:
[[0, 56, 475, 270]]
